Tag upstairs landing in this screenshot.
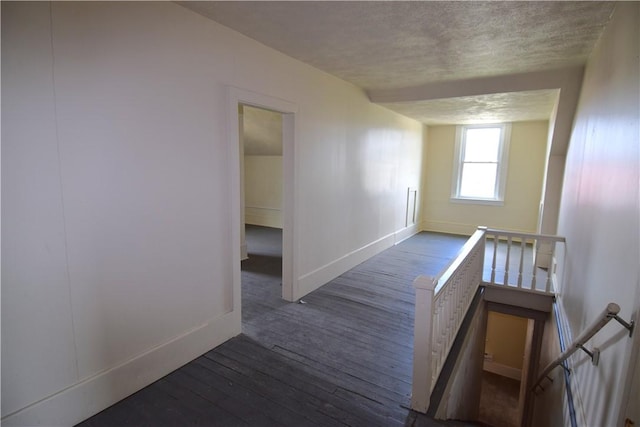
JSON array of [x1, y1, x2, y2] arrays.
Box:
[[78, 231, 480, 427]]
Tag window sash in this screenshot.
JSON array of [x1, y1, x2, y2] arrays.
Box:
[[463, 128, 501, 162], [451, 124, 510, 204]]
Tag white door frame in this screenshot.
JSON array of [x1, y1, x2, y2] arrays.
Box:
[[227, 87, 298, 320]]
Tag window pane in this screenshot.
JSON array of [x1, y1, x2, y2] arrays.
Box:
[[460, 163, 497, 198], [464, 128, 501, 162]]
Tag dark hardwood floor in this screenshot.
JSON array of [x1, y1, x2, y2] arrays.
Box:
[[78, 227, 476, 427]]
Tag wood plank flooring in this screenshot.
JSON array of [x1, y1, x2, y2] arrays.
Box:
[[78, 228, 475, 427]]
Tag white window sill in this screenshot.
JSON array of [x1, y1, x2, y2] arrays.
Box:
[[450, 197, 504, 206]]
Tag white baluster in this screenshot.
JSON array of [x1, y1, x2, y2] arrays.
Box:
[[545, 240, 556, 292], [531, 238, 539, 290], [437, 298, 446, 375], [491, 235, 498, 284], [448, 285, 456, 345], [504, 236, 512, 285], [518, 239, 525, 287]]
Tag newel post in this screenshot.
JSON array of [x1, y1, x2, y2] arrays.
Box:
[[411, 275, 437, 413]]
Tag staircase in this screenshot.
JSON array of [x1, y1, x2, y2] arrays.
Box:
[[411, 226, 566, 426]]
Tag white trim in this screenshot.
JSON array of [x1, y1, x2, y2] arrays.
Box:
[[297, 232, 396, 297], [395, 223, 421, 245], [483, 360, 522, 381], [245, 207, 283, 229], [1, 311, 239, 427], [421, 219, 478, 236], [227, 86, 298, 303], [406, 187, 418, 227], [451, 124, 464, 198], [450, 197, 504, 207], [451, 123, 511, 204]]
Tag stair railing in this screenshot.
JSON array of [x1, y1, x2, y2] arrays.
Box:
[[483, 228, 565, 294], [411, 228, 485, 412], [411, 226, 569, 413]]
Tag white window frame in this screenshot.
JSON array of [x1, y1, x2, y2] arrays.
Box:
[[451, 123, 511, 205]]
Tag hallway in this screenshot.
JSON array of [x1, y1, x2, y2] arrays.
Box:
[[78, 230, 477, 427]]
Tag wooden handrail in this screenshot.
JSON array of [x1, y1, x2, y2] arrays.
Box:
[[532, 302, 635, 392], [484, 228, 566, 243], [433, 228, 486, 294]]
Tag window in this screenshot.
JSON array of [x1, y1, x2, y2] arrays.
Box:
[[451, 123, 511, 204]]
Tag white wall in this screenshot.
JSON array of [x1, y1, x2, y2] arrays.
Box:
[[244, 156, 283, 228], [2, 2, 79, 417], [484, 311, 528, 374], [0, 2, 424, 425], [242, 106, 284, 228], [553, 3, 640, 426]]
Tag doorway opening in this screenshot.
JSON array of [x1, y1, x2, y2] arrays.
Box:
[[239, 104, 286, 329], [479, 309, 536, 427], [227, 87, 298, 335]]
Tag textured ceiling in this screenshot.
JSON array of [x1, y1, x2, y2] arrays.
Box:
[[381, 89, 560, 125], [181, 1, 614, 124]]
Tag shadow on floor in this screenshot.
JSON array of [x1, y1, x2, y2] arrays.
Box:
[[241, 254, 282, 276]]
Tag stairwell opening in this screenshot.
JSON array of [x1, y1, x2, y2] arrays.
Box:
[[429, 297, 548, 427], [480, 311, 534, 427]]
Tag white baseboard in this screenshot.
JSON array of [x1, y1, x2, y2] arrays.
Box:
[[2, 310, 240, 427], [421, 220, 476, 236], [422, 220, 537, 239], [297, 232, 396, 297], [245, 207, 282, 229], [483, 360, 522, 381], [394, 223, 420, 244]]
